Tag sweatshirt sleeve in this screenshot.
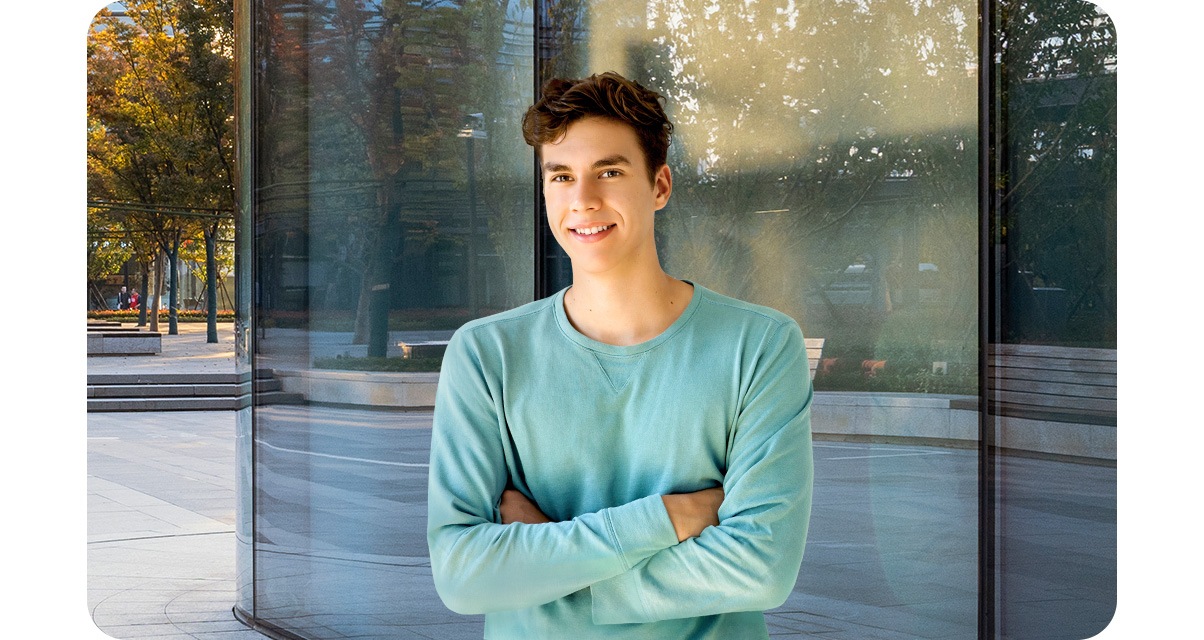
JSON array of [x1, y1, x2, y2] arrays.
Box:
[[588, 320, 814, 624], [426, 328, 680, 615]]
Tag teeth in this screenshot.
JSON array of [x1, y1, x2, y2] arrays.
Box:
[[575, 224, 613, 235]]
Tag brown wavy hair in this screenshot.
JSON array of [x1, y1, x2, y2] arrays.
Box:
[[522, 71, 673, 183]]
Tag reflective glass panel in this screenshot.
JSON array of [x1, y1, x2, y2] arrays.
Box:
[[539, 0, 980, 635], [234, 0, 255, 616], [248, 0, 533, 635], [990, 1, 1117, 637]]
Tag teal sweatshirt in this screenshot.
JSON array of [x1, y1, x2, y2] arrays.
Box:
[[427, 283, 814, 639]]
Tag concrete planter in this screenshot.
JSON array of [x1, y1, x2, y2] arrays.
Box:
[[264, 375, 1114, 461], [87, 331, 162, 355], [812, 392, 980, 445], [273, 369, 439, 409]]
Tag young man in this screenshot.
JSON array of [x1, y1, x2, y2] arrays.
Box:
[[427, 71, 813, 638]]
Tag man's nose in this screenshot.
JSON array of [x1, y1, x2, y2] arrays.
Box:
[[570, 180, 601, 212]]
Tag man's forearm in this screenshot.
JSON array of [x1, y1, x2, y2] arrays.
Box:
[[661, 487, 724, 542], [502, 486, 724, 543], [430, 481, 682, 615], [499, 488, 553, 524]]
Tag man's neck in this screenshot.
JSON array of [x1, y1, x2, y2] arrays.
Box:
[[563, 267, 694, 346]]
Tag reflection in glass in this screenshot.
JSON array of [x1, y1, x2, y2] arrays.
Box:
[[990, 1, 1117, 638], [232, 0, 1117, 637], [541, 0, 980, 395], [246, 0, 533, 636], [539, 0, 979, 636]]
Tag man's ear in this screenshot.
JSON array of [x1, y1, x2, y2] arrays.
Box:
[[653, 163, 673, 211]]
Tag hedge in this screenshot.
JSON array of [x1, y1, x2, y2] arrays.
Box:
[[313, 355, 443, 372], [88, 309, 236, 322]]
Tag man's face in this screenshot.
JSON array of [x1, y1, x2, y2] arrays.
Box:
[[540, 117, 671, 278]]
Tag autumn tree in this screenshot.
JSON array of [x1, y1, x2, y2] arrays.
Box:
[[87, 0, 235, 341]]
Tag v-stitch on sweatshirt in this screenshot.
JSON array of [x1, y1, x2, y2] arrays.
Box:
[[427, 283, 814, 639]]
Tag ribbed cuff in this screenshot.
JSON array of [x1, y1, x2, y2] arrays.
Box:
[[590, 563, 653, 624], [601, 494, 677, 569]]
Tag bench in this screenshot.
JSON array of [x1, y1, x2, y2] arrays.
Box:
[[398, 340, 450, 360], [87, 325, 144, 332], [87, 331, 162, 356], [805, 338, 825, 382], [988, 343, 1116, 426]]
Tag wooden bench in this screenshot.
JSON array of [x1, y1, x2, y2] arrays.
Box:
[[806, 338, 825, 382], [988, 343, 1116, 426], [398, 340, 450, 360]]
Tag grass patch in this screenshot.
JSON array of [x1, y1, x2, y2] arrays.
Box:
[[313, 355, 443, 372]]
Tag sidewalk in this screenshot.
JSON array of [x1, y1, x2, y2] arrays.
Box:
[[86, 321, 237, 376], [87, 321, 260, 639]]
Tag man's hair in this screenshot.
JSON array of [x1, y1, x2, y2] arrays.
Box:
[[522, 71, 673, 183]]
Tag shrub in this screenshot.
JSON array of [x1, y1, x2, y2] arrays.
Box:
[[312, 355, 443, 372], [87, 309, 236, 322]]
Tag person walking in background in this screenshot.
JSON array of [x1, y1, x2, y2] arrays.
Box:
[[128, 288, 140, 311], [117, 286, 131, 310]]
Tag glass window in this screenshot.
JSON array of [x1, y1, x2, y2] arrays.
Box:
[[989, 1, 1117, 637], [539, 0, 980, 636], [234, 0, 1117, 637], [245, 0, 533, 635]]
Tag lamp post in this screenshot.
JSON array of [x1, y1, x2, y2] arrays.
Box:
[[458, 113, 487, 316]]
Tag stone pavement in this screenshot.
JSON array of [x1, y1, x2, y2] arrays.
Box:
[[89, 410, 259, 640], [86, 321, 238, 377], [87, 321, 258, 639]]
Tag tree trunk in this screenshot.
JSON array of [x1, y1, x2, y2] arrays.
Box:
[[137, 261, 149, 326], [205, 227, 219, 343], [352, 270, 373, 345], [150, 251, 163, 333], [168, 235, 180, 335]]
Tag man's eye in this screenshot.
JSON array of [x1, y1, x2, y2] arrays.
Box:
[[600, 169, 622, 178], [549, 174, 571, 183]]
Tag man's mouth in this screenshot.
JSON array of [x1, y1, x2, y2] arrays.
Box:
[[571, 224, 614, 236]]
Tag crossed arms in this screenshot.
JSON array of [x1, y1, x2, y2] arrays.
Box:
[[500, 486, 725, 543], [426, 321, 814, 623]]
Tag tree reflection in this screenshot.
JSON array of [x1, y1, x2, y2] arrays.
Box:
[[543, 0, 980, 391], [996, 0, 1116, 346], [255, 0, 533, 353]]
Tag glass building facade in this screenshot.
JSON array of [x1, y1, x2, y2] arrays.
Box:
[[232, 1, 1115, 638]]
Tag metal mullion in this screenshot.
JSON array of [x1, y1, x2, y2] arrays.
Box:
[[978, 0, 1004, 637]]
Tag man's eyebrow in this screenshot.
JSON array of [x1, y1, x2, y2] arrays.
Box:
[[591, 154, 632, 169], [541, 155, 633, 173]]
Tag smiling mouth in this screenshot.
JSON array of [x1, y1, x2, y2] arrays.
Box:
[[571, 224, 614, 236]]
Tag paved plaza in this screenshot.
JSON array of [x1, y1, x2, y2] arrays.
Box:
[[87, 323, 1115, 640]]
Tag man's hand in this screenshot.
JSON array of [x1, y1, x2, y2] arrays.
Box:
[[662, 487, 724, 542], [499, 488, 553, 525]]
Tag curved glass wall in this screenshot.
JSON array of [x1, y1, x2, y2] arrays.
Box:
[[232, 0, 1116, 638], [539, 1, 980, 634], [241, 0, 534, 637], [988, 1, 1117, 638]]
